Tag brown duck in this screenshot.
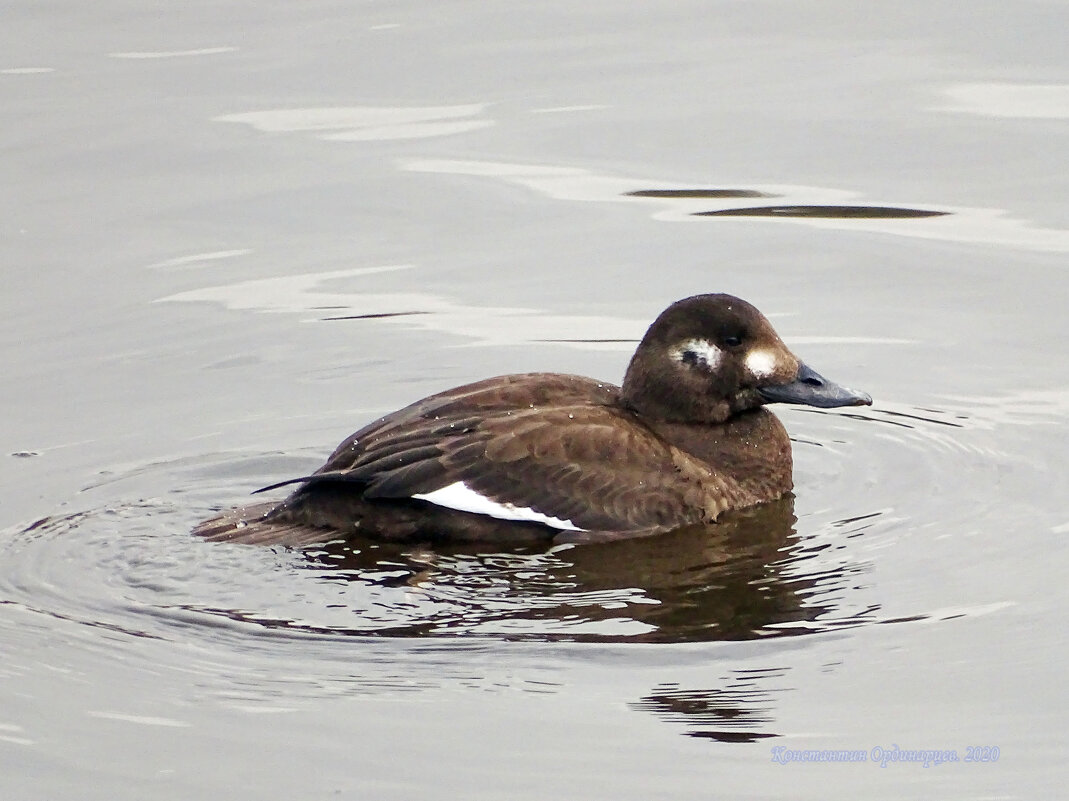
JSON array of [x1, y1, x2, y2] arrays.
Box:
[[195, 294, 871, 546]]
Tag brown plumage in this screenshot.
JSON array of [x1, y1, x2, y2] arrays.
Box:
[[195, 294, 871, 546]]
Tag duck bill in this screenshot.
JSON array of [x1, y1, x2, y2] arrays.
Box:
[[758, 362, 872, 408]]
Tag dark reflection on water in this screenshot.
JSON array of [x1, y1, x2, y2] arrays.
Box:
[[631, 667, 789, 742], [695, 205, 949, 219], [535, 338, 640, 344], [626, 189, 779, 199], [623, 188, 950, 219], [184, 497, 877, 643], [321, 311, 432, 321], [869, 408, 966, 428], [798, 404, 969, 431]]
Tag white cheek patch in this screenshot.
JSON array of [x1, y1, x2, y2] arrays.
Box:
[[745, 348, 779, 379], [672, 338, 723, 371], [413, 481, 584, 531]]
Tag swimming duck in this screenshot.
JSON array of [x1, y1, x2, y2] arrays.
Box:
[[195, 294, 871, 546]]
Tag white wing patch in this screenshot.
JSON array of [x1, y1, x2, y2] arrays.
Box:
[[672, 338, 723, 371], [745, 348, 779, 379], [413, 481, 585, 531]]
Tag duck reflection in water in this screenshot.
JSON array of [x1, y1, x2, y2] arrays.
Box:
[[632, 669, 787, 743], [218, 495, 863, 644]]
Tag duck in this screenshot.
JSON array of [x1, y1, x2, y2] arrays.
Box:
[[194, 293, 871, 547]]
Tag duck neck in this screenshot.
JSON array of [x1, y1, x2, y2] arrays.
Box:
[[642, 408, 794, 502], [620, 362, 734, 424]]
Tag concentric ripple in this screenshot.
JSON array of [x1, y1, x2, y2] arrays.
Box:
[[1, 393, 1057, 667]]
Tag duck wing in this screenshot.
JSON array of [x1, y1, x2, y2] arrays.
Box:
[[290, 402, 735, 533], [253, 373, 617, 492]]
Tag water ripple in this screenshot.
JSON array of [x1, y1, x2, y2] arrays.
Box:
[[2, 392, 1054, 683]]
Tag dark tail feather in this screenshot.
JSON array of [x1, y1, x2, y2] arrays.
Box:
[[252, 476, 316, 494], [252, 472, 372, 495], [192, 501, 336, 547]]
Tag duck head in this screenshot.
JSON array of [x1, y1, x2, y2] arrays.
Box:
[[620, 293, 872, 424]]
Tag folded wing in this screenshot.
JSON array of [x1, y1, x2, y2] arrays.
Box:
[[296, 401, 732, 533]]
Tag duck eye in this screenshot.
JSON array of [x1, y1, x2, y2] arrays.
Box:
[[723, 334, 743, 347]]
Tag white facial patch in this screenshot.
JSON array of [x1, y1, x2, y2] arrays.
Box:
[[672, 338, 723, 371], [413, 481, 584, 531], [745, 348, 779, 379]]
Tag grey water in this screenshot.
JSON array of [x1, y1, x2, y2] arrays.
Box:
[[2, 2, 1066, 798]]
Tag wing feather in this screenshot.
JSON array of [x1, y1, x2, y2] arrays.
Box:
[[271, 373, 734, 533], [445, 407, 732, 531]]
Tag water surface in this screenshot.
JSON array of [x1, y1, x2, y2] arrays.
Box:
[[2, 2, 1066, 798]]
